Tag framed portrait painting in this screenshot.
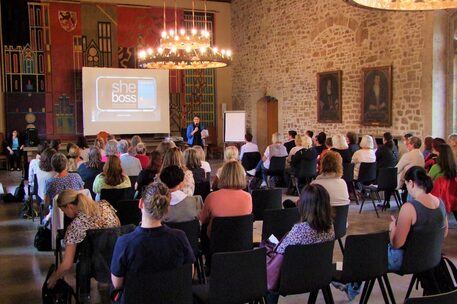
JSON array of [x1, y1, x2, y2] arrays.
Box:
[[317, 70, 342, 123], [361, 66, 392, 126]]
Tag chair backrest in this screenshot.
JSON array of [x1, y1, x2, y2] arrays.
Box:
[[268, 156, 286, 174], [110, 199, 141, 226], [296, 157, 317, 179], [357, 162, 377, 183], [242, 152, 261, 171], [210, 214, 253, 254], [122, 263, 193, 304], [77, 224, 136, 284], [278, 241, 334, 296], [400, 227, 445, 274], [209, 248, 267, 304], [342, 163, 354, 184], [166, 219, 200, 257], [262, 208, 300, 241], [376, 167, 398, 190], [333, 205, 349, 239], [129, 176, 138, 192], [194, 181, 211, 201], [341, 231, 389, 283], [405, 289, 457, 304], [100, 188, 134, 205], [252, 188, 283, 221]]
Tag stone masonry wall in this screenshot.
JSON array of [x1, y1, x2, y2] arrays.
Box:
[[231, 0, 428, 139]]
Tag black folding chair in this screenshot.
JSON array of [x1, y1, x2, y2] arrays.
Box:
[[194, 181, 211, 201], [405, 289, 457, 304], [166, 219, 206, 284], [354, 162, 378, 217], [265, 156, 286, 188], [332, 231, 392, 304], [193, 248, 267, 304], [242, 151, 261, 172], [261, 208, 300, 241], [110, 199, 141, 226], [129, 176, 138, 193], [210, 214, 253, 255], [342, 163, 356, 203], [364, 167, 401, 211], [333, 205, 349, 254], [100, 187, 134, 205], [252, 188, 282, 221], [292, 157, 317, 195], [277, 241, 335, 303]]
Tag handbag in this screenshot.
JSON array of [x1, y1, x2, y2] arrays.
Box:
[[42, 264, 78, 304], [34, 222, 52, 252], [261, 238, 285, 291]]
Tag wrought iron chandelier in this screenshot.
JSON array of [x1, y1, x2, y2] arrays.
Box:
[[138, 0, 231, 70], [348, 0, 457, 10]]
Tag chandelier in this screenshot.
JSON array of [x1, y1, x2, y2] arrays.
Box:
[[348, 0, 457, 10], [138, 0, 232, 70]]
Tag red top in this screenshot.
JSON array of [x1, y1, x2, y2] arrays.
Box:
[[431, 176, 457, 212], [135, 154, 149, 169]]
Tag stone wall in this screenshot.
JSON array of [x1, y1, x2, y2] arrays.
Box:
[[231, 0, 438, 140]]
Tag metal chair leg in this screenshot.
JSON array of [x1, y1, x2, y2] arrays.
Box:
[[382, 274, 396, 304]]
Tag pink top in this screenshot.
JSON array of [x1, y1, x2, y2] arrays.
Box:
[[199, 189, 252, 236]]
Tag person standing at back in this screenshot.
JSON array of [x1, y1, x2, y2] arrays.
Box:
[[186, 115, 206, 148], [375, 132, 398, 170]]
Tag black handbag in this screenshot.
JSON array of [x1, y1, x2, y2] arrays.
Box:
[[34, 222, 52, 252], [42, 264, 78, 304]]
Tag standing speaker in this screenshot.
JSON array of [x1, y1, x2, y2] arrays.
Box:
[[26, 128, 38, 147]]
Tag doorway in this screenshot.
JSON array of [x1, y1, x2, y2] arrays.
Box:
[[256, 96, 278, 153]]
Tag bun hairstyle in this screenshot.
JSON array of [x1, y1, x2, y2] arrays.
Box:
[[57, 189, 101, 218], [404, 166, 433, 193], [141, 182, 171, 220]]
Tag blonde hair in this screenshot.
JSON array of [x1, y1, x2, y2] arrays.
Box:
[[294, 135, 303, 147], [136, 142, 146, 155], [67, 144, 80, 172], [218, 161, 247, 190], [162, 147, 186, 171], [332, 134, 349, 150], [156, 141, 176, 156], [320, 151, 343, 176], [302, 136, 313, 149], [224, 146, 239, 162], [184, 148, 201, 170], [57, 189, 102, 218], [360, 135, 374, 149], [271, 132, 282, 144], [193, 145, 206, 161], [141, 182, 170, 220]]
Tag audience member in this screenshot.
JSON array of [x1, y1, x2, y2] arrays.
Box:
[[213, 145, 240, 190], [135, 143, 149, 169], [423, 136, 433, 159], [102, 139, 119, 162], [118, 139, 142, 176], [94, 137, 106, 157], [110, 182, 195, 303], [346, 132, 359, 156], [254, 133, 288, 186], [311, 151, 349, 206], [6, 129, 24, 171], [375, 132, 398, 170], [49, 139, 61, 151], [239, 133, 259, 160], [46, 189, 120, 288], [66, 143, 82, 172], [267, 184, 334, 303], [184, 148, 206, 184], [289, 135, 316, 184], [36, 148, 57, 202], [156, 140, 176, 158], [96, 131, 110, 145], [396, 136, 424, 202], [161, 147, 195, 196], [448, 133, 457, 163], [313, 132, 327, 155], [287, 134, 304, 164], [77, 136, 90, 162], [159, 166, 203, 223], [331, 134, 351, 163], [130, 135, 143, 156], [284, 130, 297, 154], [93, 155, 131, 200], [429, 144, 457, 182], [193, 145, 211, 177], [28, 143, 47, 190], [199, 161, 252, 237], [351, 135, 376, 179], [136, 151, 162, 197], [305, 130, 314, 139], [425, 137, 446, 171], [78, 147, 104, 199]]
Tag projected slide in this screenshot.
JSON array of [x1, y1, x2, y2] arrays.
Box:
[[83, 67, 170, 135]]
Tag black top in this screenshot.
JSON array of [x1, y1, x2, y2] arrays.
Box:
[[331, 148, 352, 163], [375, 143, 398, 169], [137, 169, 159, 196], [313, 145, 325, 156], [284, 140, 296, 154], [192, 124, 203, 147], [77, 162, 104, 197], [348, 143, 360, 156], [190, 167, 206, 184]]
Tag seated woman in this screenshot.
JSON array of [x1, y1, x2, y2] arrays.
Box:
[[101, 139, 119, 163], [161, 147, 195, 196], [286, 134, 304, 164], [6, 129, 24, 171], [28, 143, 47, 193], [351, 135, 376, 180], [78, 147, 104, 199], [93, 155, 131, 200], [136, 151, 162, 197], [77, 136, 90, 162], [311, 151, 349, 206], [424, 137, 446, 172], [346, 131, 359, 156], [155, 140, 176, 159], [289, 135, 317, 184], [36, 148, 57, 203], [429, 144, 456, 182], [212, 146, 239, 190], [193, 145, 211, 179], [46, 189, 120, 288], [254, 132, 288, 186], [135, 143, 149, 169], [66, 143, 83, 172], [331, 134, 351, 164], [160, 165, 203, 223], [199, 160, 252, 238], [110, 182, 195, 304], [388, 166, 448, 271], [94, 137, 106, 158], [267, 184, 334, 304], [184, 148, 206, 184]]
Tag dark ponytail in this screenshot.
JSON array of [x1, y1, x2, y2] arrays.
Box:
[[404, 166, 433, 193]]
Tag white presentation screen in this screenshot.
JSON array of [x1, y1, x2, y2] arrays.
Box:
[[82, 67, 170, 136], [224, 111, 246, 142]]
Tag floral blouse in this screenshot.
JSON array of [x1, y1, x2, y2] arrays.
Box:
[[64, 201, 120, 245], [275, 222, 334, 254]]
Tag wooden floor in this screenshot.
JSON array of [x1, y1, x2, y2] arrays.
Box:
[[1, 166, 456, 304]]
